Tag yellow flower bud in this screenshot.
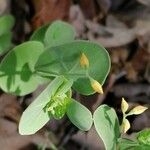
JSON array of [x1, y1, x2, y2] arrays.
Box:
[[80, 53, 89, 68], [121, 118, 130, 133], [90, 79, 103, 94], [121, 98, 129, 113], [128, 106, 148, 115]]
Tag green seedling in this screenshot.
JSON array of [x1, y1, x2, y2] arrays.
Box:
[[0, 19, 149, 150]]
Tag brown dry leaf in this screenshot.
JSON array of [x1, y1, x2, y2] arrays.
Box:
[[72, 127, 104, 150], [0, 118, 17, 136], [0, 0, 10, 15], [137, 0, 150, 6], [85, 20, 113, 37], [32, 0, 71, 28], [95, 0, 111, 14], [138, 34, 150, 53], [69, 5, 86, 38], [79, 0, 96, 19], [135, 20, 150, 37], [0, 118, 55, 150], [90, 28, 136, 48], [86, 20, 136, 48], [125, 62, 138, 82], [113, 83, 150, 98], [145, 62, 150, 82], [115, 3, 150, 22], [106, 15, 127, 28], [0, 93, 21, 122], [131, 48, 150, 72], [111, 47, 128, 64]]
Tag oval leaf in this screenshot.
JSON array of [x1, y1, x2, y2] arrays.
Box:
[[19, 76, 65, 135], [35, 40, 110, 95], [0, 41, 44, 95], [93, 105, 120, 150], [67, 99, 93, 131], [44, 21, 75, 47], [30, 24, 49, 43]]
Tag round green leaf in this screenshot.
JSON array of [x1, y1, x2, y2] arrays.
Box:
[[19, 76, 65, 135], [0, 41, 44, 96], [67, 99, 93, 131], [44, 21, 75, 47], [35, 40, 110, 95], [0, 15, 14, 35], [30, 24, 49, 43], [93, 105, 120, 150]]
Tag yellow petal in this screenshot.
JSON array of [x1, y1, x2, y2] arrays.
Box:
[[90, 79, 103, 94], [128, 106, 148, 115], [80, 53, 89, 68], [121, 118, 130, 133], [121, 98, 129, 113]]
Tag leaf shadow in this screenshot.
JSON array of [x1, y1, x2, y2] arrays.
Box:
[[0, 51, 33, 95]]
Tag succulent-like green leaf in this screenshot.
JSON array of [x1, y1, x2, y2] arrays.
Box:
[[118, 138, 150, 150], [46, 96, 71, 120], [44, 21, 75, 47], [19, 76, 65, 135], [67, 99, 93, 131], [0, 41, 44, 95], [93, 105, 120, 150], [45, 79, 73, 119], [35, 40, 110, 95], [30, 24, 49, 43], [137, 129, 150, 146], [118, 138, 140, 150], [0, 15, 14, 36]]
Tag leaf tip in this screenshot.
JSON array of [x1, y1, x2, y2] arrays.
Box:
[[121, 98, 129, 113]]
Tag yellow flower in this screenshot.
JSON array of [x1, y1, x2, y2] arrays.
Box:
[[121, 98, 129, 113], [128, 106, 148, 115], [90, 79, 103, 94], [121, 118, 130, 133], [80, 53, 89, 68]]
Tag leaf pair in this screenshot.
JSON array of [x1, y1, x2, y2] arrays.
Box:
[[0, 21, 110, 96], [30, 21, 110, 95], [19, 88, 121, 150], [19, 76, 73, 135], [0, 21, 75, 95], [18, 75, 93, 135], [121, 98, 148, 133], [68, 103, 121, 150]]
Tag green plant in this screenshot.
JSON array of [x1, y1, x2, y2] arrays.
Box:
[[0, 15, 14, 54], [0, 20, 149, 150]]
